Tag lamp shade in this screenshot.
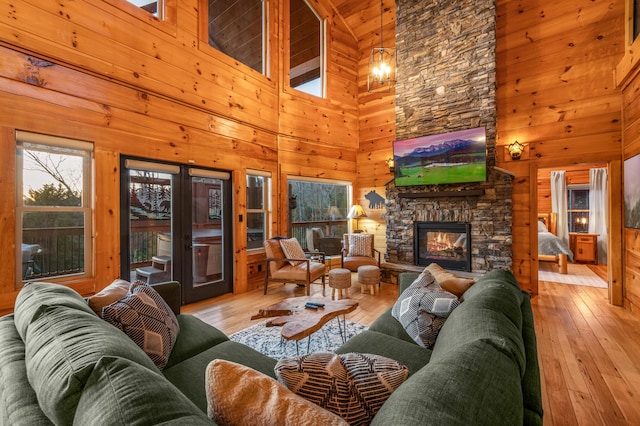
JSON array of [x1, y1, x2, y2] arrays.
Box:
[[347, 204, 367, 219]]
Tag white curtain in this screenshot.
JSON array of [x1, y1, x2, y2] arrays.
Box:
[[550, 170, 569, 245], [589, 167, 608, 264]]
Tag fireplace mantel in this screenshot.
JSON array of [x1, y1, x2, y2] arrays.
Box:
[[399, 189, 485, 199]]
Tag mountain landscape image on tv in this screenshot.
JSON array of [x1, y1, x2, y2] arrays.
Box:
[[393, 127, 487, 186]]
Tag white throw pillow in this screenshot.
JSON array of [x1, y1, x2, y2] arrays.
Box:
[[347, 234, 373, 257]]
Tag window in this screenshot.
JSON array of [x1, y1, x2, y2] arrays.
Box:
[[289, 0, 324, 97], [568, 185, 589, 233], [16, 131, 93, 284], [247, 171, 271, 249], [126, 0, 164, 18], [288, 178, 351, 250], [206, 0, 266, 74]]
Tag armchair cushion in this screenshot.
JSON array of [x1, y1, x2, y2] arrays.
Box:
[[280, 238, 307, 266], [347, 234, 373, 257]]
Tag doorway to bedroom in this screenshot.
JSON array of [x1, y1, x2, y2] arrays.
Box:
[[536, 163, 609, 288]]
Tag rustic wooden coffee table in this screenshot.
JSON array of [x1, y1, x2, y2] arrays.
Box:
[[251, 297, 359, 354]]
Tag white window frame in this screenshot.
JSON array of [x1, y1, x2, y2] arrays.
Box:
[[246, 170, 272, 250], [15, 131, 94, 285]]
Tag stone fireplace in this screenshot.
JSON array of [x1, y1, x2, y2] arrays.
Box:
[[384, 0, 511, 274]]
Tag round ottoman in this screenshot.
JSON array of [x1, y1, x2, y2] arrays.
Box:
[[328, 268, 351, 300], [358, 265, 379, 295]]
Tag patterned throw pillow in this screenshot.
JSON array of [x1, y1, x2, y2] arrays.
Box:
[[103, 281, 179, 369], [275, 352, 408, 425], [347, 234, 373, 257], [391, 270, 459, 349], [280, 237, 307, 266], [87, 279, 131, 318], [206, 359, 348, 425]]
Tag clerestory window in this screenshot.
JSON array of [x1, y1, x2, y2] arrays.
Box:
[[205, 0, 267, 74], [289, 0, 324, 97], [125, 0, 164, 18]]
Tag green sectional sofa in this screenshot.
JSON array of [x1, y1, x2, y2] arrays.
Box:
[[0, 268, 542, 425]]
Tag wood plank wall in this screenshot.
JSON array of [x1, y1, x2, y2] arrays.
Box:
[[335, 0, 396, 253], [0, 0, 359, 312], [495, 0, 625, 297], [617, 25, 640, 316]]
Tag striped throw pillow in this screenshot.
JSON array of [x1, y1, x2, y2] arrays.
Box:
[[275, 352, 408, 425]]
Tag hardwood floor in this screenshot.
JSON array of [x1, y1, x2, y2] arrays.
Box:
[[182, 274, 640, 425]]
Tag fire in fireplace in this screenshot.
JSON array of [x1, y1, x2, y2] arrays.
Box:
[[414, 222, 471, 271]]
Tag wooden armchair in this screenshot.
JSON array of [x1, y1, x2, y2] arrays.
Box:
[[263, 237, 326, 296], [341, 233, 380, 271]]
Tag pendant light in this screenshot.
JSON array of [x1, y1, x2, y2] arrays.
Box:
[[367, 0, 396, 92]]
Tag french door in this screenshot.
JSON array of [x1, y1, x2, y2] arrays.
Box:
[[120, 158, 233, 304]]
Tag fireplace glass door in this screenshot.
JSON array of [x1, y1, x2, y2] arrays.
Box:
[[415, 222, 471, 271]]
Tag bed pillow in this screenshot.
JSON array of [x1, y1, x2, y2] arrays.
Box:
[[392, 270, 459, 348], [425, 263, 475, 298], [275, 352, 408, 425], [206, 359, 347, 425], [538, 220, 548, 233], [280, 238, 307, 266], [347, 234, 373, 257], [87, 279, 131, 318], [103, 281, 179, 369]]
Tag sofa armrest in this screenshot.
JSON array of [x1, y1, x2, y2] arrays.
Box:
[[398, 272, 419, 295], [150, 281, 181, 315]]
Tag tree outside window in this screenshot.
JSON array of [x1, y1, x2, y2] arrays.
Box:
[[16, 133, 93, 284]]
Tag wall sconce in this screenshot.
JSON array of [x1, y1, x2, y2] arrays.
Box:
[[507, 141, 525, 160], [385, 157, 395, 172]]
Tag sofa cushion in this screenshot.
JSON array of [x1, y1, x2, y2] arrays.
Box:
[[14, 281, 95, 340], [347, 234, 373, 257], [392, 271, 459, 348], [275, 352, 408, 425], [335, 330, 431, 376], [368, 307, 416, 344], [87, 279, 131, 318], [426, 263, 475, 297], [165, 314, 229, 369], [74, 356, 212, 425], [206, 359, 347, 425], [280, 237, 307, 266], [433, 269, 526, 375], [163, 340, 278, 413], [103, 281, 180, 370], [24, 305, 158, 425], [371, 339, 524, 426], [0, 315, 52, 426]]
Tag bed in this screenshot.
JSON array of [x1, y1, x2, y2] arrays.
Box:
[[538, 212, 573, 274]]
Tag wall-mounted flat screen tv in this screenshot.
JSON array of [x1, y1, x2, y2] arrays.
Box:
[[393, 127, 487, 186]]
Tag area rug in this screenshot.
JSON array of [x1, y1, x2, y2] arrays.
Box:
[[230, 319, 368, 360], [538, 263, 607, 288]]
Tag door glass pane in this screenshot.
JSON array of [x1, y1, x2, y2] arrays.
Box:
[[129, 170, 173, 283], [191, 176, 224, 286]]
